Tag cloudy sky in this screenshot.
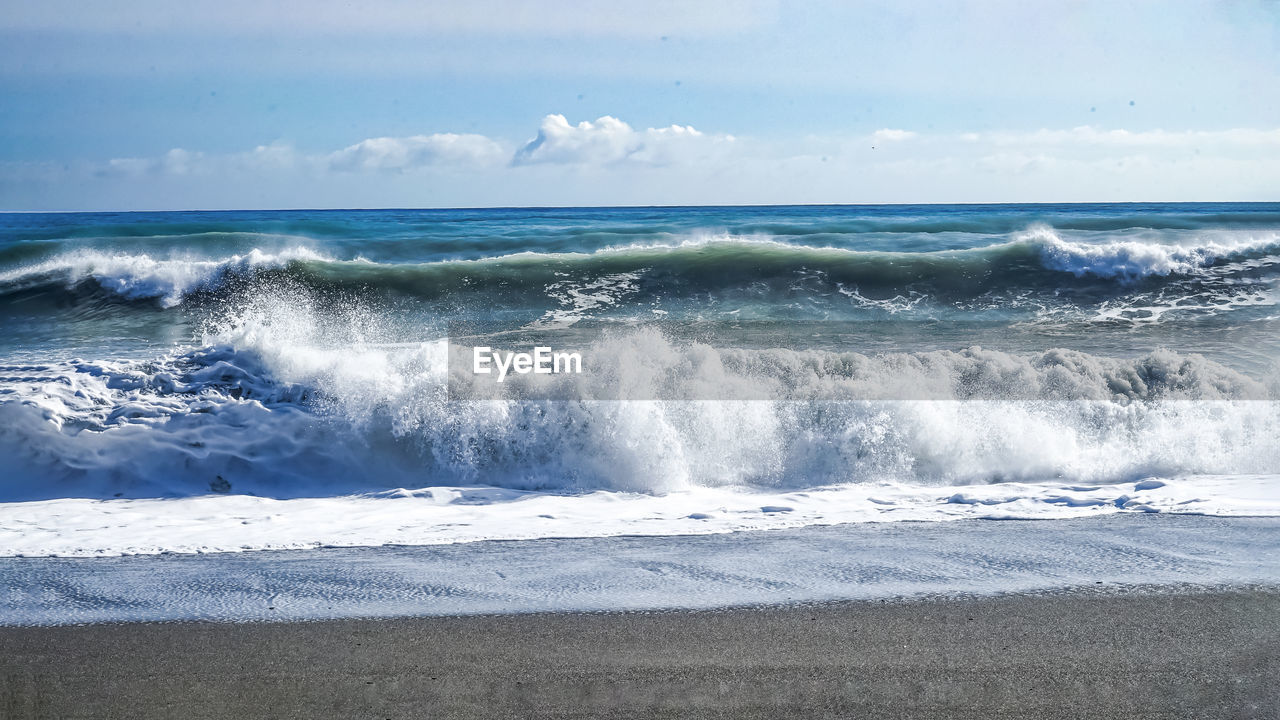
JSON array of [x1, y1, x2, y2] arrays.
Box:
[[2, 0, 1279, 209]]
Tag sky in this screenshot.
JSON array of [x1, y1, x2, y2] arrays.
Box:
[[1, 0, 1279, 210]]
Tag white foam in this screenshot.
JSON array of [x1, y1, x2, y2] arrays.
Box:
[[1091, 285, 1279, 325], [532, 270, 644, 327], [3, 296, 1279, 557], [1024, 224, 1280, 281], [0, 475, 1275, 557], [835, 285, 928, 313], [2, 322, 1278, 494], [0, 246, 328, 306]]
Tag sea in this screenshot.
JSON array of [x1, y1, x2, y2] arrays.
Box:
[[1, 203, 1278, 559]]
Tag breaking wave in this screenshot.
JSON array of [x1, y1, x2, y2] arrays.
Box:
[[1025, 225, 1280, 281], [1, 296, 1276, 501], [4, 206, 1280, 556], [0, 246, 330, 307]]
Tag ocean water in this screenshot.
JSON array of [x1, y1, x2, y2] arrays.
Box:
[[1, 203, 1278, 556]]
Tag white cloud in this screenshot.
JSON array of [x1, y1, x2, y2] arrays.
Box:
[[103, 148, 205, 177], [328, 133, 507, 172], [975, 152, 1055, 176], [103, 145, 305, 178], [977, 126, 1280, 149], [513, 114, 732, 166], [802, 125, 1280, 178], [871, 129, 916, 142], [98, 132, 510, 179], [242, 143, 300, 170], [27, 119, 1280, 210]]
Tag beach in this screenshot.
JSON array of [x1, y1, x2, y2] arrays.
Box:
[[3, 515, 1277, 624], [2, 514, 1278, 717], [7, 4, 1280, 718], [4, 589, 1276, 719]]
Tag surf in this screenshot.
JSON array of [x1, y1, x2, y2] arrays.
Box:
[[3, 227, 1278, 310], [2, 315, 1277, 502]]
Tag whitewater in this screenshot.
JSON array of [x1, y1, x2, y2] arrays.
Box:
[[1, 204, 1278, 557]]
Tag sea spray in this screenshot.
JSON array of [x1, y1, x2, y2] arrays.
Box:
[[2, 205, 1279, 553]]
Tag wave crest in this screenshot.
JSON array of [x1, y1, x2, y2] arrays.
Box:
[[1, 228, 1277, 317], [0, 246, 328, 307], [1026, 224, 1280, 281]]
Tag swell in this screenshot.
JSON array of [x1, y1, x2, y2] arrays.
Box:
[[5, 205, 1280, 243], [3, 228, 1279, 312]]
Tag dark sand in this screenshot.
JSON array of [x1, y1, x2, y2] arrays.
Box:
[[2, 589, 1277, 719]]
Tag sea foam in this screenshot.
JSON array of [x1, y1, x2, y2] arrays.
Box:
[[1025, 224, 1280, 281], [2, 300, 1277, 502]]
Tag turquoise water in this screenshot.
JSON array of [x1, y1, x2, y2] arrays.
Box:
[[3, 203, 1278, 365]]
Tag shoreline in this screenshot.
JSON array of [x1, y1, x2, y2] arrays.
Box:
[[4, 514, 1278, 626], [6, 475, 1276, 558], [3, 588, 1276, 719]]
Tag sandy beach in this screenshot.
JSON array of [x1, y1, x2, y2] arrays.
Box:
[[3, 588, 1276, 719]]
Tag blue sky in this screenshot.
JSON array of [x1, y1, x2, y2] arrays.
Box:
[[2, 0, 1279, 209]]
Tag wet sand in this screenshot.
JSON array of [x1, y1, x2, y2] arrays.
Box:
[[2, 588, 1277, 719]]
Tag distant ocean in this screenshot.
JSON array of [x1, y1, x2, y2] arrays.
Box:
[[1, 204, 1278, 556]]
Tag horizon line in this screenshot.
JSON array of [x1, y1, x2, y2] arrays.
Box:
[[3, 199, 1278, 214]]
